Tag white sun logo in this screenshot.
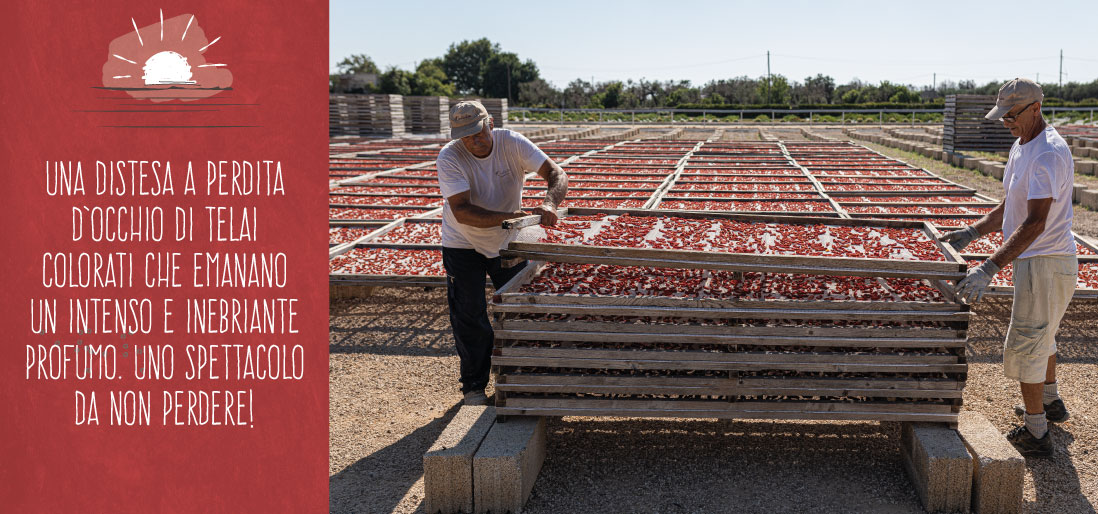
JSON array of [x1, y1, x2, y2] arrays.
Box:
[[101, 9, 233, 101], [142, 51, 196, 85]]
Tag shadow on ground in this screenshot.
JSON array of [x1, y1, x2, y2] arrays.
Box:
[[1024, 427, 1097, 514], [967, 298, 1098, 364], [525, 418, 923, 514], [330, 402, 462, 514], [329, 287, 453, 357]]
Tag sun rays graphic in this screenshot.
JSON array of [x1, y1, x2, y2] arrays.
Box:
[[101, 10, 233, 102]]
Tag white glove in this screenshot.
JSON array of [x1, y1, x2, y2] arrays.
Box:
[[938, 226, 979, 253], [956, 259, 1000, 304]]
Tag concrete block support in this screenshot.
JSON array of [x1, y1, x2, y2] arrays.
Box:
[[957, 412, 1024, 514], [963, 157, 981, 170], [1076, 160, 1097, 176], [978, 161, 998, 176], [424, 406, 497, 514], [473, 417, 547, 514], [901, 422, 973, 513], [1080, 189, 1098, 210], [1075, 184, 1087, 204]]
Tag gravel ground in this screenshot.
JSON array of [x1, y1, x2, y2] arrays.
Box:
[[761, 128, 811, 141], [330, 289, 1098, 514], [330, 141, 1098, 513], [719, 128, 765, 141]]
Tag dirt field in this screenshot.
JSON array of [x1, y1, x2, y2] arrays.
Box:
[[330, 142, 1098, 514]]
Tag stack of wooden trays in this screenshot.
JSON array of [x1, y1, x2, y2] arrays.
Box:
[[329, 94, 406, 137], [490, 208, 971, 424], [943, 95, 1015, 153], [478, 98, 508, 128], [403, 96, 450, 135]]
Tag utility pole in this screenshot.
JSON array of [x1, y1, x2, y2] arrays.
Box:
[[506, 62, 512, 103], [767, 51, 772, 105], [933, 73, 936, 90], [1059, 49, 1063, 90]]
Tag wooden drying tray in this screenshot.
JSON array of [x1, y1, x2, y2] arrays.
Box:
[[329, 190, 440, 198], [648, 201, 843, 219], [492, 316, 967, 349], [829, 191, 999, 200], [962, 262, 1098, 299], [490, 282, 967, 422], [527, 186, 659, 193], [849, 213, 983, 223], [356, 217, 441, 244], [961, 234, 1098, 298], [500, 208, 967, 281], [981, 285, 1098, 299], [559, 171, 677, 178], [671, 178, 816, 185], [679, 171, 810, 178], [328, 220, 391, 229], [491, 397, 960, 423], [538, 177, 669, 183], [569, 161, 680, 168], [328, 163, 431, 172], [329, 199, 443, 210], [656, 193, 828, 202], [330, 183, 440, 191], [328, 240, 444, 288], [680, 164, 795, 170], [839, 201, 1000, 209], [328, 220, 389, 249], [525, 196, 660, 209], [687, 159, 793, 164], [809, 173, 938, 180], [817, 179, 961, 186], [491, 261, 967, 322], [587, 153, 688, 159], [822, 186, 978, 196], [334, 175, 435, 187], [328, 206, 440, 223]]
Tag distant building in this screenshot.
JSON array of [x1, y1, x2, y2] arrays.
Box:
[[330, 72, 379, 93]]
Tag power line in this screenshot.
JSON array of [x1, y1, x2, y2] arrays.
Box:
[[771, 53, 1056, 66]]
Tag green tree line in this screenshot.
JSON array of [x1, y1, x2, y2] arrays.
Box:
[[331, 39, 1098, 108]]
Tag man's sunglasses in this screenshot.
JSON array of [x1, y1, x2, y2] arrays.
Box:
[[1001, 102, 1037, 122]]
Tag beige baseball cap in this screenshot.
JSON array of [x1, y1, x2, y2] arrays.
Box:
[[449, 100, 490, 139], [985, 78, 1044, 120]]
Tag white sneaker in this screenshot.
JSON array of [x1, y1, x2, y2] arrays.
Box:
[[463, 390, 488, 406]]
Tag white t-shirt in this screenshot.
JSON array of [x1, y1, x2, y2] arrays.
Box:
[[1001, 125, 1075, 259], [437, 129, 549, 258]]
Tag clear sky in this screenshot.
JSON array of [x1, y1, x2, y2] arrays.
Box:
[[330, 0, 1098, 89]]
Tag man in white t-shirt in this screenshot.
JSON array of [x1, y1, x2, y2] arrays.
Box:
[[436, 100, 568, 406], [938, 78, 1077, 457]]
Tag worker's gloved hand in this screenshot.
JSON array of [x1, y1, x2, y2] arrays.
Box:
[[956, 259, 1000, 304], [530, 204, 559, 226], [938, 226, 980, 252]]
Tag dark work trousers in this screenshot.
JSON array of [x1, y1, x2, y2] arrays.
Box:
[[442, 247, 528, 394]]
